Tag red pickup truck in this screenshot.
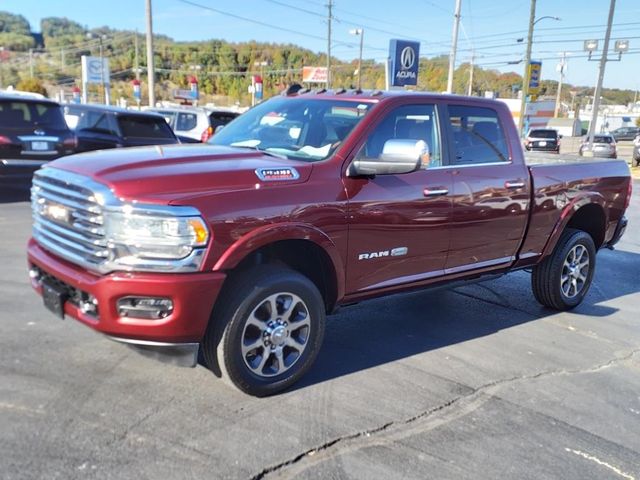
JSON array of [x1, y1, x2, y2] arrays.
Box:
[[28, 91, 631, 396]]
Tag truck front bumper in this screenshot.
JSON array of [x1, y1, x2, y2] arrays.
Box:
[[27, 238, 226, 367]]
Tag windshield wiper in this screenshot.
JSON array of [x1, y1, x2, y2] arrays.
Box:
[[230, 144, 288, 159]]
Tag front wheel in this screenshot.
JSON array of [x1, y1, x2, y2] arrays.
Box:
[[531, 229, 596, 310], [202, 265, 326, 396]]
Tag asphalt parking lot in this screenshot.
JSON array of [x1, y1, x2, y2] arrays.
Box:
[[1, 180, 639, 480]]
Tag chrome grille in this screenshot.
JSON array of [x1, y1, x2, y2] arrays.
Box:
[[31, 168, 109, 270]]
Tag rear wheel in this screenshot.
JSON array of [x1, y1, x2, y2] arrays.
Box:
[[531, 229, 596, 310], [202, 265, 326, 396]]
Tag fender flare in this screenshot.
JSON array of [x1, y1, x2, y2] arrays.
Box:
[[540, 192, 607, 259], [212, 222, 345, 302]]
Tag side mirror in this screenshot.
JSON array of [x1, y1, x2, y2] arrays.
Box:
[[558, 134, 563, 139], [348, 139, 425, 177]]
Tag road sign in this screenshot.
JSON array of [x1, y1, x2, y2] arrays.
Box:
[[389, 39, 420, 87], [81, 56, 110, 85], [527, 60, 542, 96], [302, 66, 328, 84]]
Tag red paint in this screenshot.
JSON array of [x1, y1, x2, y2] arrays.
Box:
[[27, 91, 632, 344]]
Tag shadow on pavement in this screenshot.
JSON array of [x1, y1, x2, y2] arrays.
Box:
[[291, 248, 639, 392]]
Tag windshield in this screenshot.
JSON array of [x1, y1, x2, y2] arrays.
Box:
[[209, 97, 373, 162], [529, 130, 557, 139]]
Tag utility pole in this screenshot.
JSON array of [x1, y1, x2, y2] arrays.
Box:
[[134, 30, 140, 81], [29, 49, 34, 78], [446, 0, 462, 94], [586, 0, 615, 149], [518, 0, 537, 136], [326, 0, 332, 89], [554, 52, 567, 118], [467, 53, 475, 96], [146, 0, 156, 107]]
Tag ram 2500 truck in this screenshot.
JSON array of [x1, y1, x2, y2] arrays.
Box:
[[27, 91, 631, 396]]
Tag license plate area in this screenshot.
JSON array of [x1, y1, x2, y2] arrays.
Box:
[[31, 141, 50, 151], [42, 280, 67, 319]]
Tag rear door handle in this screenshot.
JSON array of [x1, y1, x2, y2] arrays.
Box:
[[423, 188, 449, 197], [505, 180, 526, 189]]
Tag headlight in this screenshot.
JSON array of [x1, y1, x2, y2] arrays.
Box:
[[104, 211, 209, 261]]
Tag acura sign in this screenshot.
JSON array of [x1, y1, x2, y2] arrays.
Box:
[[389, 39, 420, 87]]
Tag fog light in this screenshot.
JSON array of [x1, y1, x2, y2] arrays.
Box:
[[29, 267, 41, 282], [117, 297, 173, 319], [80, 295, 98, 315]]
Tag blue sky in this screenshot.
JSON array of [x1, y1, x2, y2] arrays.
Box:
[[3, 0, 640, 91]]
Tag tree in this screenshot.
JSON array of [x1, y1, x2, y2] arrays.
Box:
[[636, 117, 640, 128], [16, 78, 47, 96]]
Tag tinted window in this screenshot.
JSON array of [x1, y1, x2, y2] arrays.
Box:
[[358, 104, 441, 168], [0, 100, 65, 128], [76, 111, 118, 135], [529, 129, 557, 139], [117, 115, 176, 139], [594, 135, 613, 144], [176, 112, 197, 131], [209, 112, 239, 128], [447, 105, 509, 165]]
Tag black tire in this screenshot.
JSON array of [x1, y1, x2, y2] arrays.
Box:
[[531, 228, 597, 310], [202, 265, 326, 396]]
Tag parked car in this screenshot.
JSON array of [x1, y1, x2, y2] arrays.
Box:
[[63, 104, 179, 152], [610, 126, 640, 142], [28, 91, 631, 396], [0, 94, 76, 187], [633, 134, 640, 167], [578, 134, 617, 158], [524, 128, 561, 153], [148, 106, 239, 142]]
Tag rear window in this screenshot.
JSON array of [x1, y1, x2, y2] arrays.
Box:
[[594, 136, 613, 144], [117, 115, 176, 139], [176, 112, 198, 131], [209, 112, 239, 129], [0, 100, 66, 128], [529, 130, 557, 139]]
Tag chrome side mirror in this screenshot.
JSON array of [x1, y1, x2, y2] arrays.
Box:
[[348, 139, 426, 177]]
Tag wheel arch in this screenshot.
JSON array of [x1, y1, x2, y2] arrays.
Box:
[[213, 223, 344, 312]]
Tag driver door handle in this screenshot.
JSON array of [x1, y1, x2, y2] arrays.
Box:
[[423, 188, 449, 197]]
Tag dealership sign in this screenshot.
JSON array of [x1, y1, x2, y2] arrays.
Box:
[[302, 66, 328, 84], [81, 56, 110, 85], [389, 40, 420, 87]]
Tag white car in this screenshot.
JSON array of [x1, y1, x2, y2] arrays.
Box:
[[147, 106, 239, 142]]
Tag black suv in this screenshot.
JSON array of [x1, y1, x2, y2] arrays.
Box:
[[524, 129, 561, 153], [63, 104, 179, 152], [1, 94, 77, 187]]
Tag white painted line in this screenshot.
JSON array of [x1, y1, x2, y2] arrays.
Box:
[[565, 448, 635, 480]]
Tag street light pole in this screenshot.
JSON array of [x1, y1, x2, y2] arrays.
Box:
[[518, 0, 536, 136], [586, 0, 616, 150], [446, 0, 463, 94], [146, 0, 156, 107], [349, 28, 364, 90]]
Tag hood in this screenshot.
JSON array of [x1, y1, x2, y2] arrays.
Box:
[[49, 144, 313, 203]]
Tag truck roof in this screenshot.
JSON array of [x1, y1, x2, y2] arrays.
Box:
[[283, 88, 506, 107]]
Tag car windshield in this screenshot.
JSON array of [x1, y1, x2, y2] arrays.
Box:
[[209, 97, 373, 162], [529, 130, 557, 139], [0, 100, 65, 128]]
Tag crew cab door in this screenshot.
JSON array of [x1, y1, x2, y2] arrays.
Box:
[[443, 104, 530, 273], [343, 103, 452, 294]]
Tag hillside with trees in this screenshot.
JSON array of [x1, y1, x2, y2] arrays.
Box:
[[0, 11, 636, 108]]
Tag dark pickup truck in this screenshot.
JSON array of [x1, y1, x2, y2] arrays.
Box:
[[27, 91, 631, 396]]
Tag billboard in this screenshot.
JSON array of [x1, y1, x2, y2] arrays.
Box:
[[81, 56, 110, 85], [389, 39, 420, 87], [302, 66, 328, 84]]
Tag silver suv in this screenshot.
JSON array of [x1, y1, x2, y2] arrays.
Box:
[[148, 105, 239, 142]]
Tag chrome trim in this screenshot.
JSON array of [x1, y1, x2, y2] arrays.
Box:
[[31, 167, 208, 274], [18, 135, 60, 142], [107, 336, 199, 368], [20, 150, 58, 156], [254, 167, 300, 181], [444, 256, 514, 275], [505, 181, 526, 189], [1, 159, 49, 167], [423, 188, 449, 197], [429, 160, 512, 170]]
